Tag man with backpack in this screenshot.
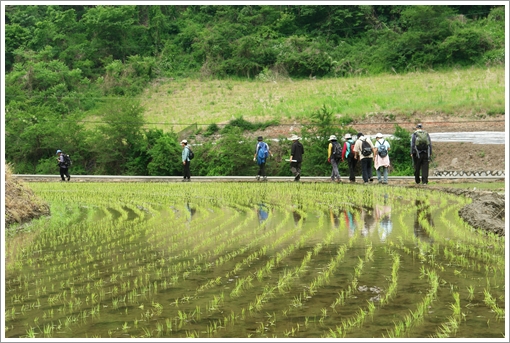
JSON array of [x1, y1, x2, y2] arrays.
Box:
[[353, 132, 375, 184], [327, 134, 342, 182], [410, 123, 432, 185], [374, 133, 391, 184], [56, 149, 71, 181], [253, 136, 273, 181], [341, 133, 357, 183], [181, 139, 192, 182]]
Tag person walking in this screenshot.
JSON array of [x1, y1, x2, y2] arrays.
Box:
[[353, 132, 375, 184], [253, 136, 273, 181], [56, 149, 71, 181], [410, 123, 432, 185], [341, 133, 357, 182], [181, 139, 191, 182], [289, 134, 304, 182], [373, 133, 391, 184], [327, 135, 342, 182]]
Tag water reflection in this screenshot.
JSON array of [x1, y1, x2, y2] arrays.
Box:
[[361, 207, 376, 237], [257, 203, 270, 226], [293, 207, 304, 227], [186, 202, 196, 222], [375, 194, 393, 242], [414, 199, 434, 243], [329, 208, 358, 236]]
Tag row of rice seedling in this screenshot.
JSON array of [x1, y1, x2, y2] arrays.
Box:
[[5, 182, 504, 338]]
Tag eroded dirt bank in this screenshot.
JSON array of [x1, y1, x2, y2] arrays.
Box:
[[440, 188, 505, 237]]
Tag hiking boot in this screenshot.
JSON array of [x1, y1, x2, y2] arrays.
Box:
[[256, 175, 260, 181], [67, 176, 70, 181], [263, 176, 267, 181], [294, 172, 301, 181]]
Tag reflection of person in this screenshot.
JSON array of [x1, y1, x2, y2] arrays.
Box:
[[361, 207, 376, 237], [257, 203, 269, 225], [329, 208, 340, 228], [414, 199, 434, 243], [327, 135, 341, 182], [343, 209, 357, 236], [374, 133, 391, 184], [181, 139, 191, 182], [186, 202, 196, 222], [293, 209, 303, 226], [410, 123, 432, 185], [375, 195, 392, 242], [56, 149, 71, 181], [289, 134, 304, 182]]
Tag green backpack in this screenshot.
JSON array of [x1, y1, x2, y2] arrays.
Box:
[[415, 130, 429, 151]]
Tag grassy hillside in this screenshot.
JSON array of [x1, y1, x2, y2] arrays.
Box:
[[136, 66, 505, 133]]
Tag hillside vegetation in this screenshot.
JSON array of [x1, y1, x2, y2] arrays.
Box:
[[4, 5, 505, 176]]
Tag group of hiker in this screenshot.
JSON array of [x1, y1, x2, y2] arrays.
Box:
[[56, 124, 431, 184], [247, 123, 432, 184]]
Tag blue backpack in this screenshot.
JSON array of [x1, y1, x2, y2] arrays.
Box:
[[257, 142, 269, 165]]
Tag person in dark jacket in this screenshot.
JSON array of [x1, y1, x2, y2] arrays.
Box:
[[56, 149, 70, 181], [289, 134, 304, 182], [410, 123, 432, 185]]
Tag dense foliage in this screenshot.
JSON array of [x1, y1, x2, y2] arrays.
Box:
[[4, 5, 505, 176]]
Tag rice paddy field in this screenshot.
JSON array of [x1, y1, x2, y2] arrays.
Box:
[[4, 182, 506, 339]]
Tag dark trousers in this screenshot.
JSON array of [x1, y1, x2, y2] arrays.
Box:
[[290, 162, 302, 179], [360, 158, 373, 183], [257, 162, 266, 177], [347, 155, 357, 181], [413, 153, 429, 184], [183, 161, 191, 179], [59, 167, 70, 181]]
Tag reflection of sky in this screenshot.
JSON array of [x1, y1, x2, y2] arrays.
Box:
[[258, 203, 269, 224]]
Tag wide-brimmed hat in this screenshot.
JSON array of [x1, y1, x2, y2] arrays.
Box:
[[375, 133, 383, 138], [328, 135, 337, 141], [344, 133, 352, 139], [416, 123, 422, 129], [289, 134, 301, 140], [181, 139, 187, 144], [257, 136, 263, 141], [56, 149, 62, 154]]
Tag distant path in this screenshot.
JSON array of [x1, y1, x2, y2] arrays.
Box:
[[14, 175, 504, 183]]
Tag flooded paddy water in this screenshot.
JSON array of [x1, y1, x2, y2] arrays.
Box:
[[4, 182, 505, 338]]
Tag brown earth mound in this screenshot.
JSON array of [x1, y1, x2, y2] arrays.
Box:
[[441, 188, 505, 237], [5, 164, 50, 228]]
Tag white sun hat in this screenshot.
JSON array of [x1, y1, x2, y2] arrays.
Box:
[[289, 134, 301, 140], [328, 135, 337, 141], [375, 133, 383, 138], [344, 133, 352, 139], [181, 139, 187, 144]]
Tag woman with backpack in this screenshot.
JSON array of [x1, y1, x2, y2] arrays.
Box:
[[253, 136, 273, 181], [374, 133, 391, 184], [327, 135, 342, 183], [341, 133, 357, 183]]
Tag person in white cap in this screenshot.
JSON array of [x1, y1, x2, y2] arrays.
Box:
[[341, 133, 357, 182], [181, 139, 191, 182], [288, 134, 304, 181], [374, 133, 391, 184], [327, 134, 341, 182]]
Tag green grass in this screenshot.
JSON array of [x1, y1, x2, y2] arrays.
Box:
[[432, 182, 505, 191], [135, 66, 504, 133]]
